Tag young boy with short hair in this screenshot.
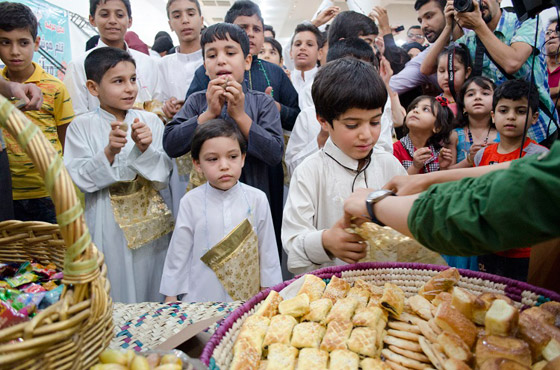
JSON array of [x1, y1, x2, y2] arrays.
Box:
[[64, 47, 173, 303], [159, 0, 204, 120], [473, 79, 548, 282], [282, 58, 407, 274], [163, 23, 283, 204], [290, 23, 324, 107], [64, 0, 159, 116], [160, 119, 282, 302], [0, 2, 74, 223]]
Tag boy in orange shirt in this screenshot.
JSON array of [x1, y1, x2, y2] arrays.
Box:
[[473, 79, 548, 281], [0, 2, 74, 223]]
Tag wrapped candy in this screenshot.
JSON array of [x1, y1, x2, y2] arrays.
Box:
[[0, 301, 28, 329]]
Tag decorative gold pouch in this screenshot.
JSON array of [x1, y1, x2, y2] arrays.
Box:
[[201, 218, 260, 300], [352, 222, 447, 265], [109, 176, 174, 249], [186, 166, 207, 192]]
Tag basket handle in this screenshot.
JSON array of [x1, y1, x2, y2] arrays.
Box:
[[0, 95, 99, 287]]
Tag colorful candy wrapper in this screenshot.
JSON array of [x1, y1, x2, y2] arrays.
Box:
[[41, 280, 59, 291], [17, 262, 32, 275], [5, 272, 39, 288], [0, 301, 28, 329], [23, 283, 46, 294], [12, 292, 45, 313], [0, 281, 11, 289], [39, 285, 63, 309], [51, 272, 63, 280]]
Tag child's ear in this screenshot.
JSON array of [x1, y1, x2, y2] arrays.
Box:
[[33, 36, 41, 52], [490, 110, 495, 122], [317, 115, 332, 132], [531, 111, 539, 124], [86, 80, 100, 97], [317, 47, 324, 65], [241, 153, 246, 168], [89, 15, 97, 27], [465, 66, 472, 79], [127, 16, 133, 29], [193, 158, 202, 173], [244, 54, 252, 71]]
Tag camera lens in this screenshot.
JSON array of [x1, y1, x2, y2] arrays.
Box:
[[454, 0, 474, 12]]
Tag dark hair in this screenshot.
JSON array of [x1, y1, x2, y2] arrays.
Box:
[[201, 23, 250, 58], [437, 43, 472, 72], [549, 17, 559, 27], [0, 2, 38, 40], [291, 23, 324, 49], [404, 95, 454, 148], [264, 37, 282, 58], [408, 25, 422, 32], [402, 42, 426, 53], [313, 58, 387, 125], [327, 11, 378, 46], [493, 79, 540, 113], [456, 76, 495, 128], [414, 0, 446, 11], [166, 0, 201, 18], [327, 38, 375, 64], [264, 24, 275, 38], [90, 0, 132, 18], [191, 118, 247, 160], [153, 36, 174, 53], [86, 35, 101, 51], [224, 0, 263, 27], [85, 47, 136, 83]]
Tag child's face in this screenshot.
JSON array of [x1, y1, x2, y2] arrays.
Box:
[[233, 15, 264, 56], [87, 61, 138, 118], [259, 42, 281, 66], [168, 0, 203, 44], [193, 136, 245, 191], [492, 98, 539, 139], [318, 107, 382, 161], [0, 28, 39, 77], [204, 35, 252, 83], [463, 82, 493, 117], [437, 54, 471, 97], [291, 31, 322, 71], [89, 0, 132, 44], [406, 98, 437, 133]]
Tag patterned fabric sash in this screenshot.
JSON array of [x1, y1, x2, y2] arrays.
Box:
[[200, 218, 260, 301], [109, 176, 174, 249]]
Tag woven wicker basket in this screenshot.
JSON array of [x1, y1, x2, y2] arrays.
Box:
[[0, 95, 113, 369], [201, 262, 560, 370]]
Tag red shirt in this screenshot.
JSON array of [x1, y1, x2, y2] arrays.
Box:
[[474, 139, 549, 258], [549, 65, 560, 89]]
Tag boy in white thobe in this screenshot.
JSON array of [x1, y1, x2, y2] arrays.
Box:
[[64, 48, 172, 303]]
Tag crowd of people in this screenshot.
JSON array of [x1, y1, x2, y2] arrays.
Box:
[[0, 0, 558, 303]]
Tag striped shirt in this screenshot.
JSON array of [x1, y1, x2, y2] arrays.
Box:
[[1, 62, 74, 199]]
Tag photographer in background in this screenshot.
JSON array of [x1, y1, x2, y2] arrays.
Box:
[[421, 0, 558, 146]]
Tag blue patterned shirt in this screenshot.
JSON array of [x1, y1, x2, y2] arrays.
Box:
[[457, 10, 557, 142]]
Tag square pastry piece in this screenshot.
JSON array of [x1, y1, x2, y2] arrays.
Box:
[[320, 320, 353, 352], [297, 348, 329, 370], [263, 314, 298, 348], [266, 343, 298, 370], [329, 349, 360, 370], [322, 276, 351, 303], [302, 298, 333, 323], [291, 322, 326, 348], [347, 327, 378, 357], [297, 274, 327, 301]]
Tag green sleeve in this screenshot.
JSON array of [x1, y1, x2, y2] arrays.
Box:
[[408, 143, 560, 256]]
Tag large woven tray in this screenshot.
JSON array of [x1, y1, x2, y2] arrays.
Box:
[[0, 95, 113, 369], [200, 262, 560, 369]]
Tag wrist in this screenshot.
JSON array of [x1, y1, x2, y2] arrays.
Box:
[[104, 146, 115, 164], [198, 110, 214, 124]]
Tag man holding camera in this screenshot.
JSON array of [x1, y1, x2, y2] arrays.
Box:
[[421, 0, 557, 145]]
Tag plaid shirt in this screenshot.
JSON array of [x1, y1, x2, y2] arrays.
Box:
[[457, 10, 557, 143], [395, 135, 441, 173]]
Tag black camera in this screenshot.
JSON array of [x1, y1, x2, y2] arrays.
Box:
[[453, 0, 481, 12]]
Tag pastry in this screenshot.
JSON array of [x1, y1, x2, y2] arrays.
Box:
[[437, 331, 472, 362], [329, 349, 360, 370], [485, 299, 519, 337], [347, 327, 378, 357], [475, 335, 532, 368], [302, 298, 333, 323], [320, 319, 353, 352], [434, 302, 477, 348], [408, 294, 434, 321], [322, 276, 351, 303], [419, 268, 460, 301], [352, 306, 385, 328], [360, 357, 391, 370], [381, 283, 405, 318], [266, 343, 298, 370], [262, 314, 298, 348], [291, 322, 326, 349], [255, 290, 283, 318], [296, 348, 329, 370], [234, 315, 270, 355], [326, 297, 359, 323], [451, 287, 477, 321], [278, 293, 310, 318], [297, 274, 327, 302]]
